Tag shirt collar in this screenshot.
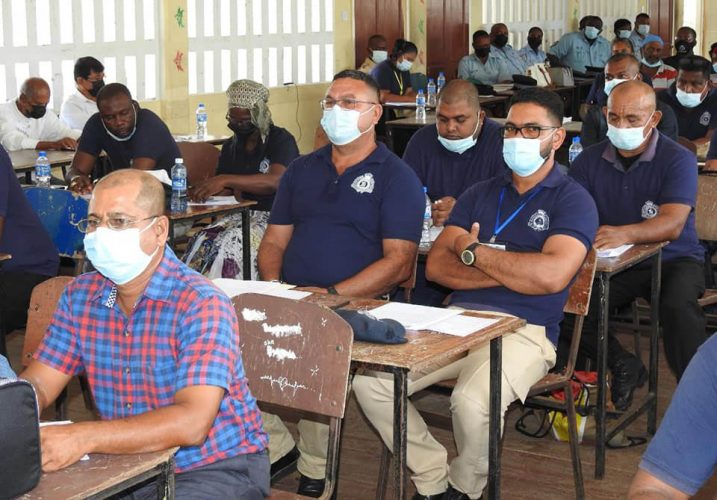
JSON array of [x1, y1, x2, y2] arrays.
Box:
[[316, 141, 392, 169], [74, 88, 95, 104], [601, 128, 660, 171], [501, 161, 566, 191]]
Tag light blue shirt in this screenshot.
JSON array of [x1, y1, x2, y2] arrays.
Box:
[[629, 30, 646, 52], [517, 44, 547, 67], [0, 354, 16, 378], [548, 31, 611, 73], [458, 53, 512, 84], [490, 44, 527, 75]]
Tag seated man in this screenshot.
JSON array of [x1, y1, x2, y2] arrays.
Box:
[[548, 15, 611, 73], [585, 38, 648, 107], [628, 13, 651, 53], [582, 54, 678, 148], [627, 334, 717, 499], [60, 56, 105, 130], [640, 35, 677, 91], [358, 34, 388, 74], [66, 83, 180, 193], [458, 30, 512, 84], [402, 79, 506, 306], [658, 55, 717, 148], [353, 87, 598, 500], [0, 77, 79, 152], [489, 23, 527, 75], [662, 26, 698, 70], [257, 69, 424, 497], [0, 144, 58, 353], [568, 81, 706, 411], [517, 27, 547, 68], [20, 169, 269, 497]]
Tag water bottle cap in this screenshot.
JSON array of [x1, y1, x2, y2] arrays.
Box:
[[175, 158, 184, 163], [572, 136, 580, 143], [439, 72, 445, 76], [423, 186, 428, 193], [417, 89, 424, 94], [38, 151, 47, 156], [429, 78, 435, 83]]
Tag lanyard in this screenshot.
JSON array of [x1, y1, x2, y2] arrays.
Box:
[[393, 70, 404, 95], [491, 186, 543, 243]]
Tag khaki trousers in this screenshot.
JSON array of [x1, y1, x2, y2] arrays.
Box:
[[352, 322, 556, 498], [263, 413, 329, 480]]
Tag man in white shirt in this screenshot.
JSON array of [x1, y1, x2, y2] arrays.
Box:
[[0, 78, 79, 152], [60, 57, 104, 130]]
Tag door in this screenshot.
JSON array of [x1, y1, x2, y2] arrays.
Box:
[[426, 0, 469, 79], [354, 0, 404, 69]]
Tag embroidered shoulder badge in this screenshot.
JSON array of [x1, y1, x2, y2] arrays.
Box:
[[641, 200, 659, 219], [528, 209, 549, 231], [700, 111, 711, 127], [259, 158, 270, 173], [351, 173, 375, 194]]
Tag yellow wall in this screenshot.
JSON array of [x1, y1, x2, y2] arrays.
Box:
[[141, 0, 354, 153]]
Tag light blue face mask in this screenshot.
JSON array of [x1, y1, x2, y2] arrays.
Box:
[[502, 131, 555, 177], [637, 24, 650, 36], [606, 112, 655, 150], [584, 26, 600, 40], [372, 50, 388, 64], [618, 30, 631, 39], [437, 120, 480, 154], [397, 59, 413, 72], [642, 57, 662, 68], [320, 105, 375, 146], [676, 84, 707, 108]]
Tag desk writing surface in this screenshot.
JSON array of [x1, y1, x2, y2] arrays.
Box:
[[596, 242, 668, 274], [10, 150, 75, 172], [21, 448, 177, 500], [167, 199, 256, 220]]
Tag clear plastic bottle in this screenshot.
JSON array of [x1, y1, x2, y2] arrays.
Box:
[[415, 90, 426, 121], [420, 186, 432, 248], [437, 72, 446, 94], [170, 158, 187, 213], [195, 103, 208, 139], [568, 136, 583, 165], [427, 78, 437, 106], [35, 151, 51, 187]]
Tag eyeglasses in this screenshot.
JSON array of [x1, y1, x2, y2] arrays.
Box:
[[320, 98, 377, 110], [499, 125, 558, 139], [75, 215, 158, 233]]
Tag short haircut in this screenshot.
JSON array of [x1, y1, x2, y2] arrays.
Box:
[[677, 26, 697, 39], [509, 87, 564, 126], [614, 18, 631, 32], [472, 30, 490, 40], [711, 42, 717, 56], [367, 34, 386, 46], [390, 39, 418, 59], [96, 82, 133, 106], [611, 39, 634, 53], [528, 27, 543, 35], [438, 79, 480, 110], [74, 57, 105, 81], [579, 16, 589, 29], [607, 53, 640, 68], [678, 55, 711, 79], [636, 13, 649, 21], [332, 69, 381, 102], [95, 169, 165, 216]]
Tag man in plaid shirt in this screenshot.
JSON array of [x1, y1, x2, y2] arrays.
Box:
[[21, 169, 269, 499]]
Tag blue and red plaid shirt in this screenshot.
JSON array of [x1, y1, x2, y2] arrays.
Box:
[[35, 248, 267, 472]]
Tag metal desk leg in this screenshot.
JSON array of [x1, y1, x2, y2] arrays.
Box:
[[648, 250, 662, 435], [242, 209, 251, 279], [392, 368, 408, 500], [488, 336, 502, 500], [595, 272, 610, 479]]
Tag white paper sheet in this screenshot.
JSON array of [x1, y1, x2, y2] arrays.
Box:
[[429, 314, 500, 337], [188, 196, 239, 206], [596, 244, 633, 258], [384, 101, 417, 107], [145, 169, 172, 186], [212, 279, 311, 300], [39, 421, 90, 460], [369, 302, 462, 330], [429, 225, 443, 242]]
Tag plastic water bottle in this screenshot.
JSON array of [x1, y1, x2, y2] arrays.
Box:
[[420, 187, 432, 248], [171, 158, 187, 213], [568, 136, 583, 165], [437, 72, 446, 94], [35, 151, 51, 187], [195, 103, 208, 139], [415, 90, 426, 121], [427, 78, 437, 106]]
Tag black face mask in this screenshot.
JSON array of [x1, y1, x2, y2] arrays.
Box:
[[528, 37, 542, 50], [675, 40, 695, 54], [228, 122, 257, 136], [494, 34, 509, 48], [89, 79, 105, 97], [29, 104, 46, 119], [475, 47, 491, 58]]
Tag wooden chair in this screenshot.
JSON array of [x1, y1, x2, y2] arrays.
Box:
[[21, 276, 95, 419], [177, 141, 220, 186], [234, 293, 353, 499]]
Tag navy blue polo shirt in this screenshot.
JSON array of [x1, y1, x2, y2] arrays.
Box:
[[657, 84, 717, 141], [370, 60, 412, 96], [447, 165, 598, 344], [270, 142, 424, 287], [570, 132, 703, 262], [402, 119, 507, 200], [0, 146, 58, 276], [78, 108, 181, 175]]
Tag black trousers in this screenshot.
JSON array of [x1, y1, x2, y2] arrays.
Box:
[[0, 270, 53, 355], [560, 257, 707, 381]]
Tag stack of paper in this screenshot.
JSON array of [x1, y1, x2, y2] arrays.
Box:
[[369, 302, 500, 337], [188, 196, 239, 206], [212, 279, 312, 300], [596, 244, 633, 258]]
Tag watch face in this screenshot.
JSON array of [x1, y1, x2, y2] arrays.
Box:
[[461, 248, 475, 266]]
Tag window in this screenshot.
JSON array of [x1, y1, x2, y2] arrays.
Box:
[[187, 0, 334, 94], [0, 0, 160, 111]]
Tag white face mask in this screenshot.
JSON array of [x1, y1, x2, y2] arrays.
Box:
[[618, 30, 631, 39], [372, 50, 388, 64], [606, 111, 654, 151], [604, 78, 627, 96], [642, 57, 662, 68], [320, 105, 375, 146], [101, 104, 138, 142], [83, 217, 158, 285], [397, 59, 413, 72], [637, 24, 650, 36], [502, 131, 555, 177], [437, 120, 480, 154], [676, 84, 707, 108]]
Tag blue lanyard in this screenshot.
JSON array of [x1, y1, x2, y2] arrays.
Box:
[[491, 186, 543, 243]]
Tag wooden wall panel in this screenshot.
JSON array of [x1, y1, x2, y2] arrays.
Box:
[[354, 0, 404, 69], [426, 0, 468, 79]]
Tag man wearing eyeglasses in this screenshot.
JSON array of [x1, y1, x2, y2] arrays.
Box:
[[65, 83, 180, 194], [21, 169, 270, 498], [354, 87, 598, 500], [257, 69, 424, 497]]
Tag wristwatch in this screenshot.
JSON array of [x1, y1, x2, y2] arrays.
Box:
[[460, 242, 481, 266]]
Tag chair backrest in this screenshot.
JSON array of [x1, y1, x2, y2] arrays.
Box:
[[23, 187, 88, 258], [234, 293, 353, 419], [677, 136, 697, 154], [563, 249, 597, 317], [177, 142, 220, 186], [696, 174, 717, 241], [22, 276, 73, 367]]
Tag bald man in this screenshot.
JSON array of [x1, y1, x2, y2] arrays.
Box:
[[489, 23, 527, 75], [582, 53, 677, 147], [568, 80, 706, 410], [20, 169, 269, 497], [402, 79, 506, 306], [0, 77, 79, 151]]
